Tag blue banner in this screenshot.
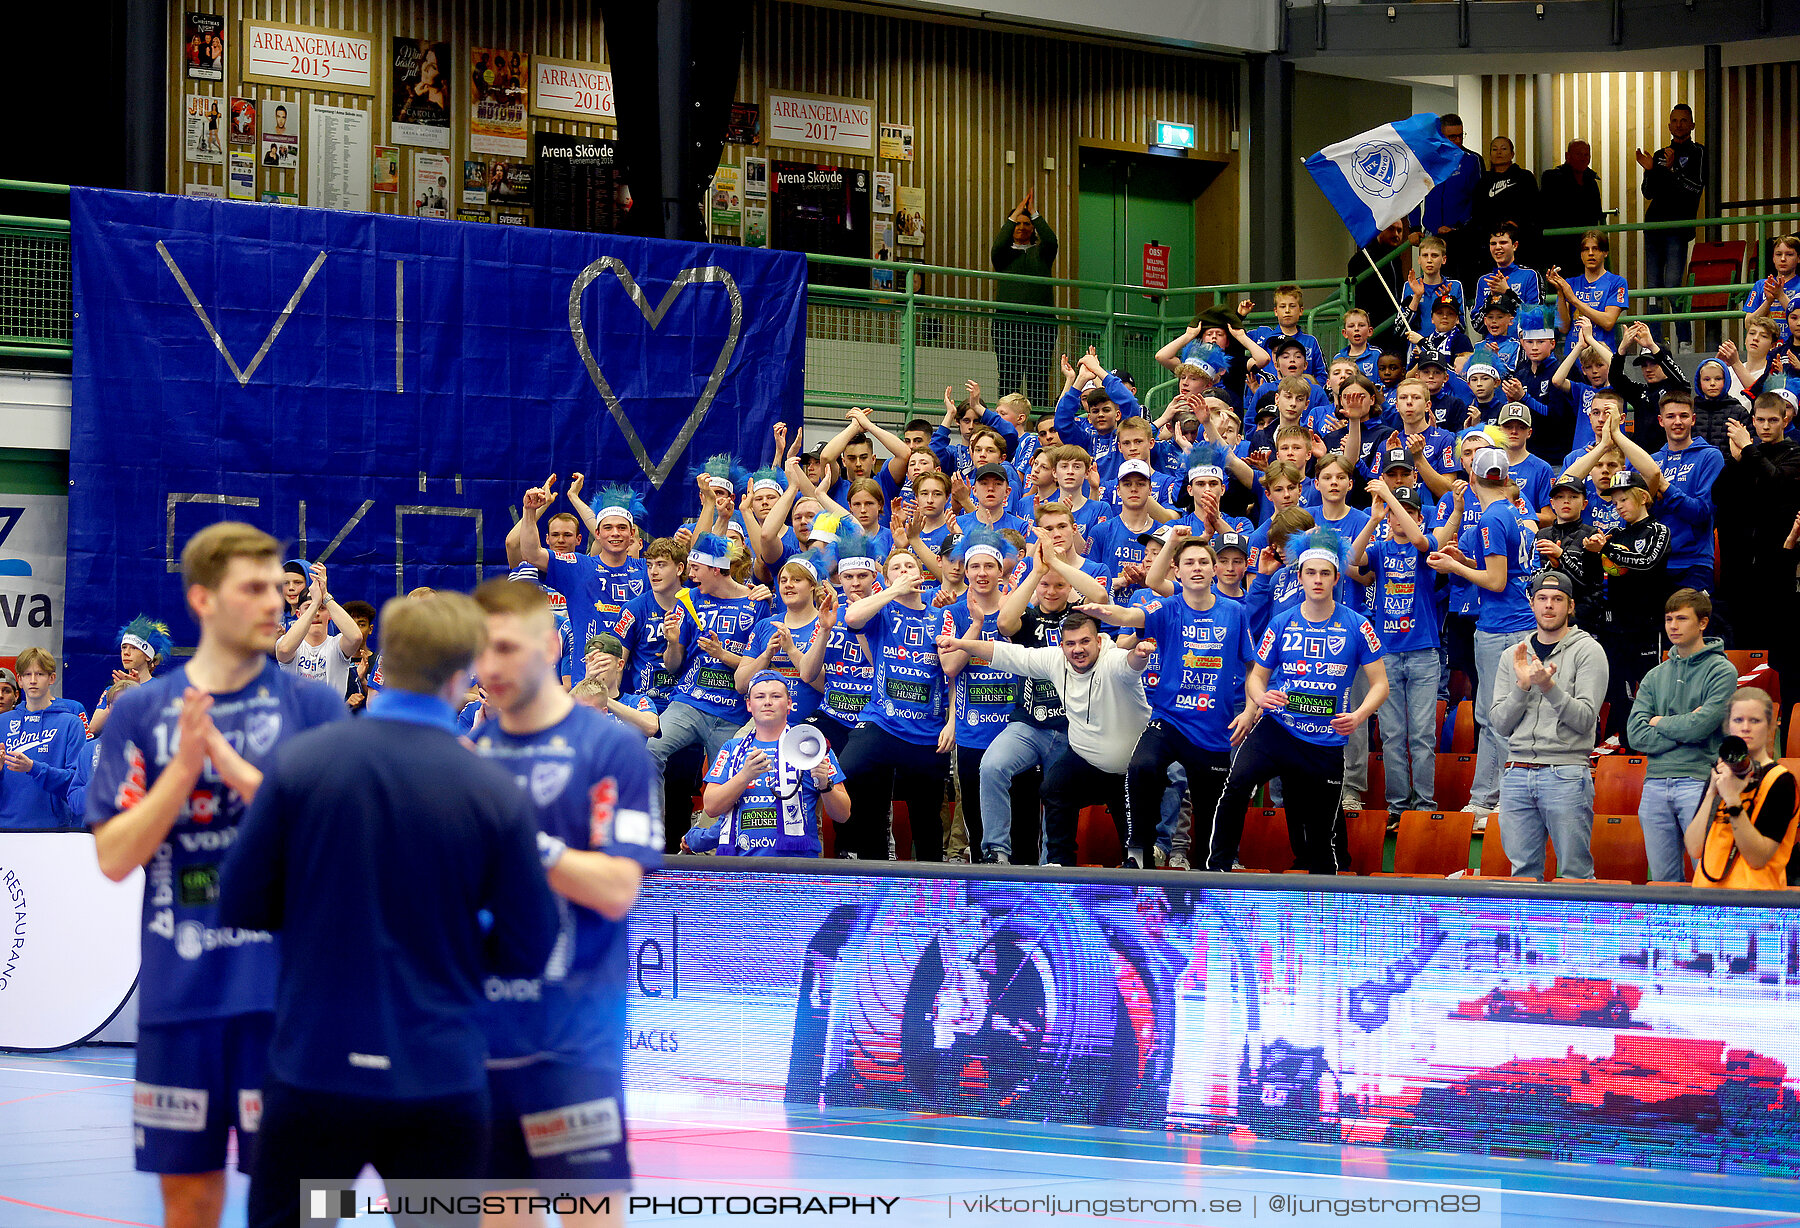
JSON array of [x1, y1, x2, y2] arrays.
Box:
[[68, 188, 805, 701]]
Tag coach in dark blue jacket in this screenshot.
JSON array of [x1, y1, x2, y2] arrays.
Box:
[[221, 591, 558, 1228]]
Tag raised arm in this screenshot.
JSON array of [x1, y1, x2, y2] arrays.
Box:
[[274, 579, 324, 664], [507, 478, 557, 571]]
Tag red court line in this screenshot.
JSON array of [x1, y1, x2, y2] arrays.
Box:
[[0, 1081, 132, 1110], [0, 1195, 156, 1228]]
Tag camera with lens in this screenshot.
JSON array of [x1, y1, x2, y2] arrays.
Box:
[[1717, 735, 1752, 780]]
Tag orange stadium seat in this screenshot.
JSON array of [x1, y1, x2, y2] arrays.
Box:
[[1451, 701, 1475, 753], [1343, 809, 1388, 875], [1237, 808, 1295, 873], [1435, 753, 1476, 811], [1593, 755, 1648, 815], [1389, 809, 1476, 877], [1077, 804, 1121, 866], [1590, 813, 1651, 885]]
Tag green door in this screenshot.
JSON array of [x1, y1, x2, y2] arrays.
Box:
[[1078, 151, 1200, 320]]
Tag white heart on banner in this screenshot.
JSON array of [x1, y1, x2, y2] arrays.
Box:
[[567, 257, 744, 487]]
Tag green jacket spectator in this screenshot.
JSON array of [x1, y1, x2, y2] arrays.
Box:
[[1627, 637, 1739, 779]]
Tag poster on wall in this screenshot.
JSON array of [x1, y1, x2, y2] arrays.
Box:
[[766, 92, 875, 157], [227, 151, 255, 200], [307, 103, 370, 212], [260, 99, 298, 170], [260, 190, 297, 205], [872, 222, 895, 289], [769, 160, 870, 289], [742, 157, 768, 200], [495, 211, 529, 226], [896, 185, 925, 247], [391, 37, 451, 149], [872, 171, 893, 214], [535, 133, 629, 233], [711, 166, 741, 229], [725, 102, 761, 145], [878, 123, 914, 161], [469, 46, 529, 157], [488, 159, 533, 206], [184, 95, 224, 166], [0, 493, 68, 667], [743, 205, 767, 249], [228, 97, 257, 146], [372, 146, 399, 193], [457, 208, 488, 223], [531, 57, 616, 126], [183, 12, 226, 82], [412, 151, 450, 217], [463, 161, 488, 207], [184, 182, 225, 199], [243, 21, 374, 95]]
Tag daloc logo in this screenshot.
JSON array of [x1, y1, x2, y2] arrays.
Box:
[[1350, 140, 1409, 200]]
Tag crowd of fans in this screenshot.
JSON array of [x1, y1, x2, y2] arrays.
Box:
[[4, 107, 1798, 888]]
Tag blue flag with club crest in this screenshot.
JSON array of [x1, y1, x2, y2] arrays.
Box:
[[1303, 115, 1465, 248]]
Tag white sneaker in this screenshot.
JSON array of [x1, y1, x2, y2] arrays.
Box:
[[1154, 847, 1169, 868], [1169, 852, 1191, 871], [1339, 789, 1362, 812]]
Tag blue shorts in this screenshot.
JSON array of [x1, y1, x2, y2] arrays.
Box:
[[486, 1061, 631, 1191], [133, 1013, 271, 1175]]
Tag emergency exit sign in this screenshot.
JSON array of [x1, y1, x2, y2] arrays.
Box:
[[1154, 121, 1196, 150]]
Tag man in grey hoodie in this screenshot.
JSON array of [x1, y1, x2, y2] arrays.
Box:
[[1492, 570, 1610, 880], [1627, 588, 1740, 881]]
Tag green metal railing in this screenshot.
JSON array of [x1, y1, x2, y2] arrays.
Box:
[[0, 180, 71, 361]]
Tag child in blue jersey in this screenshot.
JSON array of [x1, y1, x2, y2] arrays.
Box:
[[1055, 351, 1139, 480], [88, 615, 173, 740], [1088, 460, 1175, 599], [838, 548, 952, 861], [1, 649, 89, 829], [1426, 446, 1539, 816], [1248, 283, 1329, 384], [938, 529, 1024, 858], [614, 537, 686, 712], [736, 552, 834, 726], [1548, 229, 1630, 351], [1208, 529, 1388, 874], [1082, 531, 1257, 867], [1405, 296, 1474, 380], [87, 523, 345, 1223], [1174, 443, 1253, 542], [1350, 481, 1463, 813], [645, 534, 762, 845], [1243, 506, 1316, 637], [1334, 308, 1381, 380], [1044, 443, 1111, 536], [688, 672, 849, 856], [1473, 224, 1541, 321], [1495, 402, 1556, 512], [1552, 317, 1616, 453], [812, 534, 883, 749], [1467, 299, 1525, 372], [470, 578, 661, 1201], [956, 462, 1033, 539], [1403, 235, 1466, 333]]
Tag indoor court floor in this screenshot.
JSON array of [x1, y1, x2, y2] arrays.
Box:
[[4, 1047, 1798, 1227]]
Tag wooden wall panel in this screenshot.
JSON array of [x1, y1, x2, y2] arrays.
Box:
[[1482, 64, 1798, 291], [168, 0, 1239, 300]]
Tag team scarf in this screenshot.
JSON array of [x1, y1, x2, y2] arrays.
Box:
[[716, 729, 814, 854]]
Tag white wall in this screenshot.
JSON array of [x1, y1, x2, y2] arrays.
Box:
[[891, 0, 1279, 53], [0, 371, 71, 453]]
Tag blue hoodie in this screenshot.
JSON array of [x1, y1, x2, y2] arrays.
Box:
[[0, 704, 88, 829], [1651, 435, 1724, 574]]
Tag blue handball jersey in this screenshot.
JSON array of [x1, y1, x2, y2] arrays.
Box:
[[85, 660, 345, 1026], [945, 599, 1020, 750], [820, 595, 875, 725], [1365, 536, 1440, 653], [1138, 594, 1254, 752], [1471, 499, 1537, 635], [613, 590, 679, 711], [545, 552, 648, 655], [858, 601, 949, 745], [691, 733, 847, 857], [1256, 604, 1384, 748], [745, 615, 823, 724], [674, 592, 761, 719], [475, 704, 661, 1068]]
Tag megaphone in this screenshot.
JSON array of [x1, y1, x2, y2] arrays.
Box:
[[778, 724, 829, 772]]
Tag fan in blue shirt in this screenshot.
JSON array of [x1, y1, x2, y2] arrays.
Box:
[[687, 672, 849, 857], [1, 654, 89, 829]]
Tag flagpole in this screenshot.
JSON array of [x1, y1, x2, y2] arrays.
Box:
[[1361, 247, 1412, 334]]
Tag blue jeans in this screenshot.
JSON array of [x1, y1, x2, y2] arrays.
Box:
[[1341, 670, 1371, 794], [1471, 627, 1533, 811], [1156, 763, 1189, 854], [978, 723, 1066, 858], [1639, 775, 1706, 883], [1643, 230, 1694, 345], [1379, 648, 1442, 810], [1498, 764, 1595, 881], [646, 701, 742, 782]]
